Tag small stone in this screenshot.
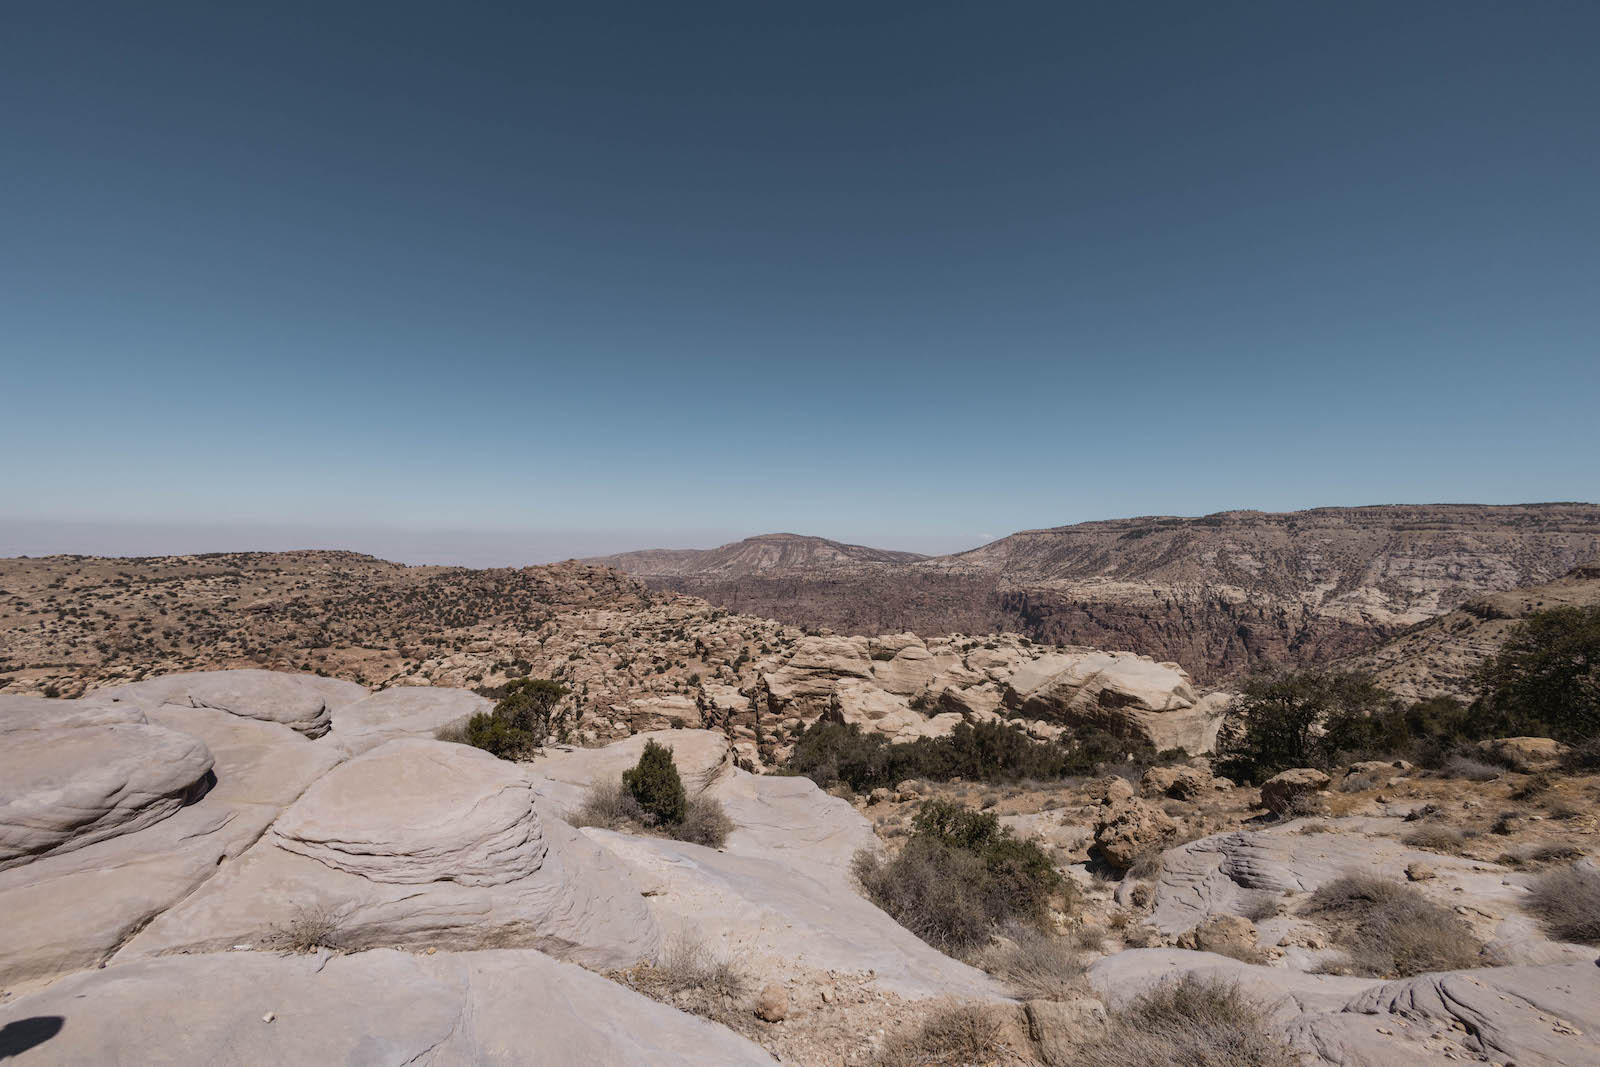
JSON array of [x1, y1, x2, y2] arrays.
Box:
[[755, 983, 788, 1022], [1406, 862, 1437, 882], [262, 1012, 276, 1024], [820, 986, 835, 1004], [867, 787, 891, 806]]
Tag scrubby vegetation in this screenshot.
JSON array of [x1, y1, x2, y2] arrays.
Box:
[[1304, 874, 1483, 977], [1070, 975, 1304, 1067], [872, 1000, 1005, 1067], [263, 903, 347, 954], [788, 712, 1158, 794], [1218, 606, 1600, 783], [974, 925, 1087, 1000], [572, 741, 735, 848], [443, 678, 570, 758], [853, 799, 1064, 956], [1525, 863, 1600, 945]]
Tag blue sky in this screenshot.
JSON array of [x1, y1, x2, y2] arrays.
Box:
[[4, 2, 1597, 563]]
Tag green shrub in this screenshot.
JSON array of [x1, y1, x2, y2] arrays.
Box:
[[623, 739, 688, 825], [448, 678, 570, 759], [787, 714, 1147, 794], [854, 799, 1064, 956]]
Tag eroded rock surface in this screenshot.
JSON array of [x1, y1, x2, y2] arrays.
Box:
[[0, 948, 775, 1065], [121, 739, 659, 970], [96, 669, 367, 739]]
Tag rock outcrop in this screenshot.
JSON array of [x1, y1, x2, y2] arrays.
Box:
[[0, 948, 775, 1065], [1, 702, 214, 872], [121, 739, 659, 969], [96, 669, 367, 739]]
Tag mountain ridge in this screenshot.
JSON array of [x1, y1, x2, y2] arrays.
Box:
[[592, 503, 1600, 682]]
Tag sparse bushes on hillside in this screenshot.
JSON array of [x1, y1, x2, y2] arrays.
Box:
[[1069, 974, 1303, 1067], [853, 799, 1064, 956], [872, 1000, 1005, 1067], [1304, 873, 1483, 977], [788, 713, 1153, 794]]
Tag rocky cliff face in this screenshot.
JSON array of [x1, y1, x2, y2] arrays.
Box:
[[613, 505, 1600, 682]]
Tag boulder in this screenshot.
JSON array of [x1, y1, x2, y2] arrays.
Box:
[[1259, 768, 1331, 815], [2, 718, 214, 872], [0, 948, 775, 1065], [1093, 799, 1177, 871], [1476, 736, 1568, 772], [755, 982, 788, 1022], [1175, 914, 1260, 959], [95, 670, 368, 739], [118, 739, 660, 970], [0, 697, 343, 988], [763, 635, 871, 709], [1139, 765, 1212, 800]]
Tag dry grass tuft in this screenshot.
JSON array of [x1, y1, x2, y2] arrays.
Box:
[[1304, 874, 1483, 977], [264, 903, 347, 954], [1525, 864, 1600, 945], [1442, 755, 1500, 782], [1070, 975, 1303, 1067], [873, 1000, 1005, 1067], [1401, 824, 1466, 853], [975, 926, 1087, 1000]]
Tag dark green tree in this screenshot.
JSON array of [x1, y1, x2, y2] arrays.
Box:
[[623, 739, 688, 825], [1472, 606, 1600, 743], [459, 678, 569, 759], [1216, 669, 1395, 783]]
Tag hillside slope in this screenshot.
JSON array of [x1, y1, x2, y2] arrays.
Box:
[[1342, 565, 1600, 702], [606, 504, 1600, 682]]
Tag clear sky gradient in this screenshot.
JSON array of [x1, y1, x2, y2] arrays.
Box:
[[4, 2, 1597, 564]]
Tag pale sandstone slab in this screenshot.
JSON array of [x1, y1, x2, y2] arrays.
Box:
[[0, 948, 775, 1065], [1, 722, 213, 872], [96, 669, 368, 739], [326, 685, 490, 755], [120, 740, 659, 970]]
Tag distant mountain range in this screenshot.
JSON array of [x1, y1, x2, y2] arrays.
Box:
[[586, 503, 1600, 684], [588, 532, 928, 576]]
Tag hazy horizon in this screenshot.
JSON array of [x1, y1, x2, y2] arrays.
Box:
[[4, 499, 1595, 569], [5, 3, 1598, 546]]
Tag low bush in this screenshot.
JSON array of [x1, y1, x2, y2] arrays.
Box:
[[264, 903, 347, 954], [448, 678, 570, 759], [1304, 874, 1483, 977], [1401, 825, 1466, 852], [873, 1000, 1004, 1067], [854, 799, 1064, 956], [1071, 975, 1303, 1067], [1441, 755, 1501, 782], [974, 925, 1086, 1000], [623, 739, 688, 824], [572, 742, 736, 849], [1525, 863, 1600, 944]]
